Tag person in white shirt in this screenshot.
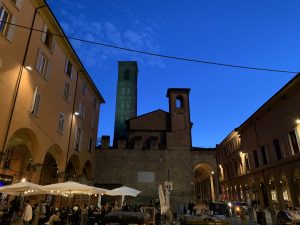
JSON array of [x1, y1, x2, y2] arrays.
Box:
[[22, 199, 33, 225]]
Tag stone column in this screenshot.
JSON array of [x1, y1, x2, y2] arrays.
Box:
[[275, 178, 285, 210], [210, 174, 215, 202], [287, 176, 299, 208]]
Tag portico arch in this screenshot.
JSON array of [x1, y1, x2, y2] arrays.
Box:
[[194, 163, 216, 203], [39, 145, 64, 185], [3, 128, 37, 181], [65, 154, 81, 181]]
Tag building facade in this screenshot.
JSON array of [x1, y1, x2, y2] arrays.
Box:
[[216, 73, 300, 221], [0, 0, 104, 186], [96, 62, 217, 211]]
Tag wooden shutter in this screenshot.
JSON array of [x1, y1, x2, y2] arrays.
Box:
[[64, 58, 68, 74], [29, 86, 38, 112], [6, 15, 16, 42], [15, 0, 23, 10], [35, 49, 43, 72], [44, 60, 51, 80], [41, 24, 47, 43]]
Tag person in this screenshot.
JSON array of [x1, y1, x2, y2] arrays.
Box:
[[80, 204, 88, 225], [22, 199, 33, 225], [72, 204, 80, 225], [32, 203, 41, 225], [45, 209, 61, 225], [38, 200, 47, 225], [239, 206, 247, 225]]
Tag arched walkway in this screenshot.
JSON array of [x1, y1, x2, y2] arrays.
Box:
[[65, 154, 81, 181], [194, 163, 216, 203], [3, 128, 37, 181]]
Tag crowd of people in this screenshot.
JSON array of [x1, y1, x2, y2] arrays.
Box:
[[0, 197, 146, 225]]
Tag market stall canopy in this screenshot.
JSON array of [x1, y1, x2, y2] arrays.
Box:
[[105, 186, 141, 197], [41, 181, 107, 196], [0, 180, 47, 196]]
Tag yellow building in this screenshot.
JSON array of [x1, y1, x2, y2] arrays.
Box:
[[0, 0, 104, 186], [216, 73, 300, 221]]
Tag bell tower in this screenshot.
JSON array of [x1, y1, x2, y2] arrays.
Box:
[[113, 61, 138, 147], [166, 88, 192, 150]]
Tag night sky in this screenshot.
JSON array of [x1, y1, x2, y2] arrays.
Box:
[[47, 0, 299, 147]]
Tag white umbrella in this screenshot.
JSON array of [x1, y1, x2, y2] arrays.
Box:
[[105, 186, 141, 208], [41, 181, 107, 196], [105, 186, 141, 197], [0, 180, 47, 196]]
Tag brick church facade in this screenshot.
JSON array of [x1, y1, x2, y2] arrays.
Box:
[[94, 62, 217, 210]]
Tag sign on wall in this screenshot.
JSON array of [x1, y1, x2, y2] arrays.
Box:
[[138, 171, 155, 183]]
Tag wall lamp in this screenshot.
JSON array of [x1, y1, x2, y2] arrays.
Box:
[[296, 119, 300, 125], [74, 112, 79, 116], [24, 65, 32, 71]]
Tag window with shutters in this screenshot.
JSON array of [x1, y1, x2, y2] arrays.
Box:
[[58, 112, 64, 133], [253, 150, 259, 168], [64, 58, 73, 78], [0, 5, 16, 41], [41, 23, 55, 52], [260, 146, 268, 165], [74, 127, 82, 151], [78, 102, 85, 118], [30, 87, 41, 116], [63, 81, 70, 101], [12, 0, 23, 10], [35, 49, 51, 80], [273, 139, 283, 160], [289, 130, 300, 155]]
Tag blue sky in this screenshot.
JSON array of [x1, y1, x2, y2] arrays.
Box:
[[47, 0, 299, 148]]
